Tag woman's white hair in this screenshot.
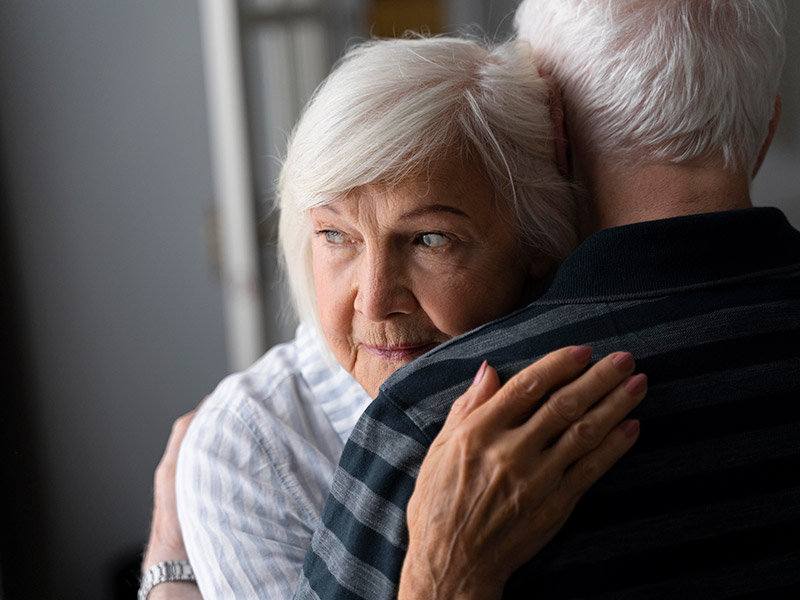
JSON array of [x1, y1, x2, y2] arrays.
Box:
[[515, 0, 786, 172], [278, 36, 575, 333]]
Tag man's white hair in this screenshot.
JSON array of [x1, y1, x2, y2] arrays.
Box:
[[277, 36, 575, 334], [515, 0, 786, 173]]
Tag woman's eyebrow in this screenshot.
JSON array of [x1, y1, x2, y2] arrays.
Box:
[[399, 205, 470, 221], [313, 204, 341, 216]]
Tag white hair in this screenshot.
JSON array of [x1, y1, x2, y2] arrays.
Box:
[[277, 36, 575, 333], [514, 0, 786, 172]]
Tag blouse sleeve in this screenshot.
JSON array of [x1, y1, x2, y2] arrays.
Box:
[[176, 387, 335, 599]]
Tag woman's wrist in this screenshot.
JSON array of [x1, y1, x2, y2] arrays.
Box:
[[146, 582, 199, 600], [142, 546, 190, 575], [399, 541, 504, 600], [142, 514, 189, 573]]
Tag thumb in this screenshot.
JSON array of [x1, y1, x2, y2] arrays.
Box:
[[443, 361, 501, 433]]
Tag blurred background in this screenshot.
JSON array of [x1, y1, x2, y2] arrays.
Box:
[[0, 1, 797, 598]]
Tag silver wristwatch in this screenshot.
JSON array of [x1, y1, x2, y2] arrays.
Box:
[[138, 560, 196, 600]]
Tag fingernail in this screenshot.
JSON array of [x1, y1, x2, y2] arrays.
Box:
[[622, 419, 640, 437], [570, 345, 593, 362], [472, 360, 488, 386], [612, 352, 635, 371], [625, 373, 648, 395]]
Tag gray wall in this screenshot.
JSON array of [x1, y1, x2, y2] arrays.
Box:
[[752, 4, 800, 225], [0, 1, 230, 598], [0, 1, 798, 599]]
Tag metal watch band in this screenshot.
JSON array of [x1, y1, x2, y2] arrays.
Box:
[[138, 560, 196, 600]]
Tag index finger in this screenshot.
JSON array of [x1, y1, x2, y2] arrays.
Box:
[[473, 346, 595, 430]]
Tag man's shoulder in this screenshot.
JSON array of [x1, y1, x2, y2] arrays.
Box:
[[376, 297, 657, 435], [377, 208, 800, 436]]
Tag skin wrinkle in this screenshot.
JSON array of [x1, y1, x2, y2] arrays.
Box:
[[439, 462, 482, 595], [458, 459, 511, 595], [421, 417, 495, 597], [434, 427, 529, 597], [311, 158, 536, 398]]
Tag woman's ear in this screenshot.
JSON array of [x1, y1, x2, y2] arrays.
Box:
[[539, 70, 569, 178]]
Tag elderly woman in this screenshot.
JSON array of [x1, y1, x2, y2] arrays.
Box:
[[139, 36, 645, 599]]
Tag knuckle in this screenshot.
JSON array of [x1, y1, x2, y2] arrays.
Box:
[[172, 411, 198, 437], [511, 370, 543, 398], [448, 395, 470, 418], [450, 422, 484, 455], [577, 455, 601, 482], [484, 444, 509, 468], [517, 355, 564, 395], [593, 362, 621, 387], [501, 373, 544, 415], [506, 369, 550, 401], [537, 498, 567, 530], [548, 390, 581, 422], [172, 417, 189, 436], [569, 420, 600, 451], [540, 399, 569, 429]]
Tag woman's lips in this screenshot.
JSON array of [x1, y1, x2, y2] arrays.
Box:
[[360, 342, 438, 361]]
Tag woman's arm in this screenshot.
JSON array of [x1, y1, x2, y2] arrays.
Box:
[[399, 347, 646, 600], [143, 389, 329, 599], [176, 391, 332, 599], [144, 347, 644, 599], [142, 408, 202, 600]]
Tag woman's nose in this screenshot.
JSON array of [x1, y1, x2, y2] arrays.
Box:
[[353, 248, 416, 321]]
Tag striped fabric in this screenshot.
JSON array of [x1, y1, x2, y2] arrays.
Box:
[[176, 323, 371, 599], [297, 208, 800, 600]]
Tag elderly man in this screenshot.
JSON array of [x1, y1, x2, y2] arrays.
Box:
[[297, 1, 800, 599]]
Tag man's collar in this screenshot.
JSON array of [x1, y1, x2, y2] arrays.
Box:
[[540, 207, 800, 303]]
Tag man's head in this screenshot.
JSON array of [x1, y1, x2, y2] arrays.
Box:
[[515, 0, 786, 177]]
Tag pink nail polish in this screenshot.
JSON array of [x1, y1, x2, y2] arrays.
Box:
[[570, 346, 593, 362], [612, 352, 634, 371], [625, 373, 648, 395], [472, 360, 488, 386], [622, 420, 640, 437]]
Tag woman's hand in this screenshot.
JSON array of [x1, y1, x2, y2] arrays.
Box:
[[400, 347, 647, 600], [142, 406, 203, 599]]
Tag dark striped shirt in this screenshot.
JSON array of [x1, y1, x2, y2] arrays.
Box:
[[296, 207, 800, 599]]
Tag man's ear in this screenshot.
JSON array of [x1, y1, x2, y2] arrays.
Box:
[[752, 94, 782, 179], [539, 70, 569, 178]]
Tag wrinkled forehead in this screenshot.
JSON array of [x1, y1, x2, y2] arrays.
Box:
[[311, 152, 501, 214]]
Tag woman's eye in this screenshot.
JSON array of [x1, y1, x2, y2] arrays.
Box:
[[418, 232, 450, 248], [322, 230, 345, 244]]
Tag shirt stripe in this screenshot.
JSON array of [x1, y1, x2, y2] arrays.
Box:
[[296, 208, 800, 600]]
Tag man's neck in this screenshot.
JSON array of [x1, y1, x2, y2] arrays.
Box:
[[585, 161, 753, 231]]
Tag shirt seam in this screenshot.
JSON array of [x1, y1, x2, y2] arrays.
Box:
[[539, 263, 800, 305], [193, 382, 328, 527]]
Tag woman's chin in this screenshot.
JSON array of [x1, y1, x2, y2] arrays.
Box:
[[353, 354, 420, 399]]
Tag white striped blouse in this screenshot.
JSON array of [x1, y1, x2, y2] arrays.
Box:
[[176, 323, 372, 599]]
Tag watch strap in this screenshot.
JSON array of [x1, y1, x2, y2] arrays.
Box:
[[138, 560, 196, 600]]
